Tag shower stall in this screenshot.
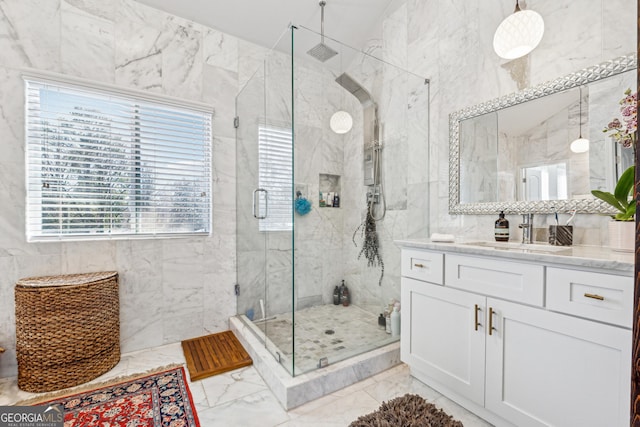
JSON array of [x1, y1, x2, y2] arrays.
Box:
[[235, 24, 429, 377]]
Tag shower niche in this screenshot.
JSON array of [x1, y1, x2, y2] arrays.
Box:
[[319, 173, 341, 208]]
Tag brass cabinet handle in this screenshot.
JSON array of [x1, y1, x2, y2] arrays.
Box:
[[489, 307, 495, 335], [474, 304, 481, 331], [584, 293, 604, 301], [414, 263, 425, 268]]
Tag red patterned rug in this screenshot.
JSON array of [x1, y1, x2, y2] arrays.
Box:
[[20, 366, 200, 427]]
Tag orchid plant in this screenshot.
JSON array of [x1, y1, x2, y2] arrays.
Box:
[[603, 88, 637, 152], [591, 88, 637, 221]]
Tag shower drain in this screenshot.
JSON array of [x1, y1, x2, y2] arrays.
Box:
[[324, 329, 335, 335]]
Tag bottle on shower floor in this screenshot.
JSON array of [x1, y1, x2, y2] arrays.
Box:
[[385, 311, 391, 334], [341, 286, 350, 307], [338, 280, 350, 306], [333, 286, 340, 305], [390, 306, 400, 336]]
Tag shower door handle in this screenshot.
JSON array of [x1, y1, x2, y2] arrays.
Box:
[[253, 188, 268, 219]]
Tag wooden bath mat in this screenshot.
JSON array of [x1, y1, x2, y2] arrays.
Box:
[[181, 331, 252, 381]]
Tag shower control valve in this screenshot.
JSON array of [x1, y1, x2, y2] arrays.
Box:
[[367, 191, 380, 204]]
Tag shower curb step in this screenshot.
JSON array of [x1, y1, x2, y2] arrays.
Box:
[[229, 315, 401, 410]]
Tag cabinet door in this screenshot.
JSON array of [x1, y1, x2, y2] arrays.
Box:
[[485, 297, 631, 427], [401, 277, 485, 406]]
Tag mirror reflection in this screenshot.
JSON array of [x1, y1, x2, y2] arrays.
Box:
[[522, 162, 568, 201], [450, 54, 636, 214]]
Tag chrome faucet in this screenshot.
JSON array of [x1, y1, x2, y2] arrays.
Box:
[[518, 213, 534, 244]]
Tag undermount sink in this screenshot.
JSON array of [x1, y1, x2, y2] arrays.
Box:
[[461, 241, 572, 254]]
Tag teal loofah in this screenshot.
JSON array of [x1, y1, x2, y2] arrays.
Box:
[[295, 197, 311, 215]]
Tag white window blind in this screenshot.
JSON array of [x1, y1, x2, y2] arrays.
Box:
[[258, 124, 292, 232], [25, 77, 212, 240]]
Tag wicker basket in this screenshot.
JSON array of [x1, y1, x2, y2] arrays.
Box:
[[15, 271, 120, 392]]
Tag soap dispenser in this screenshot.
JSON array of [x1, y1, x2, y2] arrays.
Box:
[[495, 211, 509, 242]]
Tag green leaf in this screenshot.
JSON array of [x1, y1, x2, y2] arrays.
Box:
[[627, 200, 637, 218], [613, 200, 636, 221], [591, 189, 625, 213], [614, 165, 635, 206]]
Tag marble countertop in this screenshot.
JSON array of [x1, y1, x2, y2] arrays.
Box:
[[395, 238, 635, 274]]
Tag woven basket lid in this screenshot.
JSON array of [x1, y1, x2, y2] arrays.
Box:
[[16, 271, 118, 287]]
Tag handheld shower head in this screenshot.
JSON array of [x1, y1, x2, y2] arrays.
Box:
[[307, 0, 338, 62]]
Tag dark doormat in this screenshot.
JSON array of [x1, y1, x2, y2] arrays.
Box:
[[181, 331, 252, 381], [349, 393, 464, 427]]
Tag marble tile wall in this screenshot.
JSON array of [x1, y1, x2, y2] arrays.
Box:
[[403, 0, 636, 245], [342, 4, 430, 314], [0, 0, 244, 378]]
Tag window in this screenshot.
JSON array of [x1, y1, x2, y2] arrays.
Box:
[[25, 75, 212, 240], [258, 124, 292, 232]]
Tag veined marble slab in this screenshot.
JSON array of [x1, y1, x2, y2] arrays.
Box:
[[395, 238, 634, 273]]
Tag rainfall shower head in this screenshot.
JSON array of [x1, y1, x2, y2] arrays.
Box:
[[307, 1, 338, 62], [307, 42, 338, 62]]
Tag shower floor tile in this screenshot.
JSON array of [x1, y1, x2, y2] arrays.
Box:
[[256, 304, 397, 373]]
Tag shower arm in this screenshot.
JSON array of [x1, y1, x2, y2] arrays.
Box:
[[320, 0, 326, 44]]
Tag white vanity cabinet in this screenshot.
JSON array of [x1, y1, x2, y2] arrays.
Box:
[[485, 297, 630, 427], [401, 278, 486, 405], [400, 248, 632, 427]]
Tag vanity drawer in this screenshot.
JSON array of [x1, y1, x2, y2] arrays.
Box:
[[445, 254, 544, 306], [546, 267, 633, 328], [401, 249, 444, 285]]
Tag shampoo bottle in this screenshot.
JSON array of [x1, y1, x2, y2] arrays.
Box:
[[378, 313, 386, 329], [341, 287, 349, 306], [385, 312, 391, 334], [495, 211, 509, 242], [390, 306, 400, 336]]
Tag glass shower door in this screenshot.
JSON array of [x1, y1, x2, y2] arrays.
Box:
[[235, 35, 295, 374], [236, 63, 268, 322]]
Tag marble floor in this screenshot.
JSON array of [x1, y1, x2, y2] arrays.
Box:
[[254, 304, 397, 374], [0, 342, 493, 426]]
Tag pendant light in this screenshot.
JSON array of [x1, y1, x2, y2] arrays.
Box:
[[570, 86, 589, 153], [330, 111, 353, 134], [330, 43, 353, 134], [493, 0, 544, 60]]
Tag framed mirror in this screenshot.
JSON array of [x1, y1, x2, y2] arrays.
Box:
[[449, 54, 636, 215]]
